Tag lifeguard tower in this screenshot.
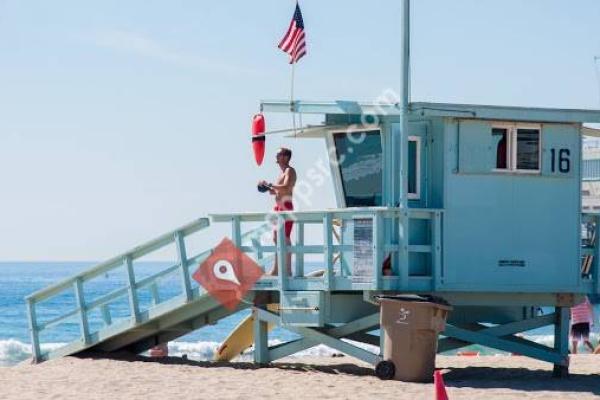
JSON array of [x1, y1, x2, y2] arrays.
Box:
[[25, 1, 600, 378]]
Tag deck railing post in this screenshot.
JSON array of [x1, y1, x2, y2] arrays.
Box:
[[150, 283, 161, 306], [231, 216, 242, 247], [26, 299, 42, 362], [323, 214, 334, 289], [432, 211, 443, 290], [399, 211, 410, 289], [175, 231, 193, 302], [73, 278, 90, 344], [295, 222, 305, 277], [277, 215, 287, 291], [124, 255, 140, 324], [252, 237, 264, 261], [100, 304, 112, 326], [372, 212, 384, 290]]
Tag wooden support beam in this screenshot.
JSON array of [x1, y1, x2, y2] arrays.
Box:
[[254, 308, 381, 365], [291, 326, 381, 366], [346, 332, 380, 347], [253, 308, 270, 364], [444, 324, 566, 365], [553, 307, 570, 377], [326, 313, 379, 338], [439, 314, 556, 352], [269, 338, 317, 361]]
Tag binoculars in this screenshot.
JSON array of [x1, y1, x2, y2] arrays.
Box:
[[257, 183, 273, 193]]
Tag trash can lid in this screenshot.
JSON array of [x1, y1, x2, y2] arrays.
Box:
[[375, 294, 451, 308]]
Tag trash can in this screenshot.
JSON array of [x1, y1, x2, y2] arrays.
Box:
[[376, 295, 452, 382]]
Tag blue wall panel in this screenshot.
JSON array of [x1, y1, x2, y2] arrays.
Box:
[[441, 120, 581, 292]]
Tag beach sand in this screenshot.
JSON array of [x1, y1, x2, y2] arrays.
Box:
[[1, 354, 600, 400]]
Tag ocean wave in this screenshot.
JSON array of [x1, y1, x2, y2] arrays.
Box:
[[527, 332, 599, 348], [0, 339, 356, 367], [162, 341, 222, 361], [0, 339, 65, 367], [162, 339, 379, 362], [3, 333, 598, 367], [0, 339, 362, 367]]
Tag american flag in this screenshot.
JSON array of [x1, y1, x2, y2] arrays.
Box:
[[278, 3, 307, 64]]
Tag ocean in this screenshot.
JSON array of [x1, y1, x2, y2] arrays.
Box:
[[1, 262, 599, 367]]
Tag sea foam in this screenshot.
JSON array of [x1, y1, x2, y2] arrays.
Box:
[[0, 339, 65, 367], [164, 339, 379, 362], [3, 333, 598, 367], [0, 338, 376, 366]]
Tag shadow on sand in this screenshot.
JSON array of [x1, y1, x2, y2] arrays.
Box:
[[76, 351, 376, 377], [77, 352, 600, 395], [443, 366, 600, 395]]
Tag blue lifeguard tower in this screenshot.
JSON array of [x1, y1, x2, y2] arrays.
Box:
[[25, 1, 600, 377]]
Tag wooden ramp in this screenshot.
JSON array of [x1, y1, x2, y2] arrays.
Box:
[[25, 218, 270, 363]]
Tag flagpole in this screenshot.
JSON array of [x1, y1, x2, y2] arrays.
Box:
[[398, 0, 410, 210], [291, 0, 299, 136], [291, 60, 297, 136]]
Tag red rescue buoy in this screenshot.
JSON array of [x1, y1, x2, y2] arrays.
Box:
[[252, 114, 266, 166]]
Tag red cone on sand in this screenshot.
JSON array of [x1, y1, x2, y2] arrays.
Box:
[[434, 370, 449, 400]]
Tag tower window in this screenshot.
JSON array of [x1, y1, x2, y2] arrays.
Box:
[[492, 124, 541, 173]]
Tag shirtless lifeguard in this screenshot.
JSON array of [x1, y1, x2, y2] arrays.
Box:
[[259, 147, 296, 276]]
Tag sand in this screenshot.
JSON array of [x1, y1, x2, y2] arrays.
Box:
[[1, 354, 600, 400]]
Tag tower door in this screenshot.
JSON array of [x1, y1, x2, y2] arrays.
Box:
[[391, 122, 429, 208]]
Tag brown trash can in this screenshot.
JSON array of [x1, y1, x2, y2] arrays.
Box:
[[378, 296, 452, 382]]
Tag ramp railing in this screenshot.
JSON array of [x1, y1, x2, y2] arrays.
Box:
[[25, 218, 271, 362]]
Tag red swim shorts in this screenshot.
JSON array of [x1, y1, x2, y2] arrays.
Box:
[[273, 201, 294, 239]]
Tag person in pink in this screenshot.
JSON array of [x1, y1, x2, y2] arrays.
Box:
[[570, 296, 595, 354]]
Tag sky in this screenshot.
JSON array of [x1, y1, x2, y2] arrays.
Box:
[[1, 0, 600, 261]]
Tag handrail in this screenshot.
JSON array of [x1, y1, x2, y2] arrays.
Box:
[[211, 207, 443, 223], [26, 217, 210, 303], [29, 221, 270, 330]]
